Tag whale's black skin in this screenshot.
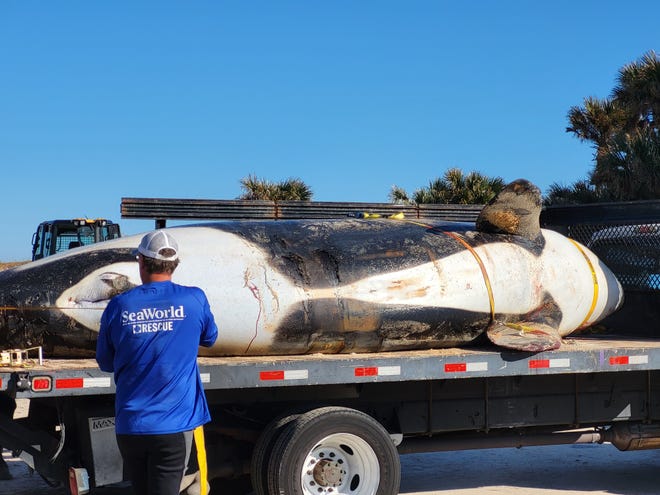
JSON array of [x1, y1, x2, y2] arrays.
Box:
[[0, 249, 135, 356], [0, 179, 622, 357], [269, 293, 563, 355]]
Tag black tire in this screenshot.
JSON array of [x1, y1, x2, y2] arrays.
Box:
[[250, 413, 300, 495], [266, 406, 400, 495]]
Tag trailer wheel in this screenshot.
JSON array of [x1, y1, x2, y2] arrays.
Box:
[[251, 413, 300, 495], [267, 406, 400, 495]]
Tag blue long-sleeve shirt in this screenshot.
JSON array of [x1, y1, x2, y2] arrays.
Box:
[[96, 281, 218, 435]]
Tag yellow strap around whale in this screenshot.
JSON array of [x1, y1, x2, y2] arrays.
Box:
[[568, 238, 599, 329], [391, 219, 597, 331], [397, 219, 496, 322]]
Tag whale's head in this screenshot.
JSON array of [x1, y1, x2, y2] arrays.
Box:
[[0, 238, 139, 355]]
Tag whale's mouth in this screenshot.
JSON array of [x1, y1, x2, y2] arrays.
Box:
[[56, 264, 140, 330], [66, 299, 112, 310]]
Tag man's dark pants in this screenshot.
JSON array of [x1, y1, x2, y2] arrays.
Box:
[[117, 431, 193, 495]]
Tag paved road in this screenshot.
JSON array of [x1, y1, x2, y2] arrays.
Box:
[[399, 444, 660, 495], [4, 443, 660, 495]]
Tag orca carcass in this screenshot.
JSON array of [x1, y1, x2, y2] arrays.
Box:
[[0, 179, 623, 357]]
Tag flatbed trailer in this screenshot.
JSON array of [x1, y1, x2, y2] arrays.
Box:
[[2, 335, 660, 494], [1, 198, 660, 494], [4, 336, 660, 397]]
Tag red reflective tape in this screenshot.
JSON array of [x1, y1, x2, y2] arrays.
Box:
[[609, 356, 629, 366], [529, 359, 550, 369], [445, 363, 467, 373], [355, 367, 378, 377], [0, 378, 2, 389], [56, 378, 84, 389], [260, 371, 285, 381]]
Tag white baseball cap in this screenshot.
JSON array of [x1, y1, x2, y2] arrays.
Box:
[[136, 231, 179, 261]]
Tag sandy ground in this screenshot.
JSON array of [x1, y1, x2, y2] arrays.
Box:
[[0, 261, 27, 271], [3, 400, 660, 495]]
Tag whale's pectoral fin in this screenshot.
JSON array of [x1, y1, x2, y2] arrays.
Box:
[[487, 321, 562, 352]]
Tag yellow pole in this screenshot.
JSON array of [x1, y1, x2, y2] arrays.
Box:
[[193, 426, 208, 495]]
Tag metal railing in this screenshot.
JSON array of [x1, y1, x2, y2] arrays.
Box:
[[121, 197, 483, 225]]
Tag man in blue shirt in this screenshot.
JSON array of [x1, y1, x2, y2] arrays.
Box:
[[96, 230, 218, 495]]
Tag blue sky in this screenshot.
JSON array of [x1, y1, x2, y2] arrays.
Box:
[[1, 1, 658, 261]]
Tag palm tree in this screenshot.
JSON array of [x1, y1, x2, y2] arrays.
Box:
[[565, 51, 660, 201], [461, 170, 506, 204], [392, 168, 504, 205], [388, 185, 412, 204], [238, 175, 313, 201], [275, 178, 314, 201], [566, 97, 629, 149], [592, 128, 660, 201], [613, 50, 660, 129], [544, 180, 603, 205]]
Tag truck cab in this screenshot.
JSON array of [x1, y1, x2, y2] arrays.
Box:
[[31, 218, 121, 261]]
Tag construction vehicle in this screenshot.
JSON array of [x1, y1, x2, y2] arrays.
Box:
[[1, 198, 660, 495], [31, 218, 121, 261]]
